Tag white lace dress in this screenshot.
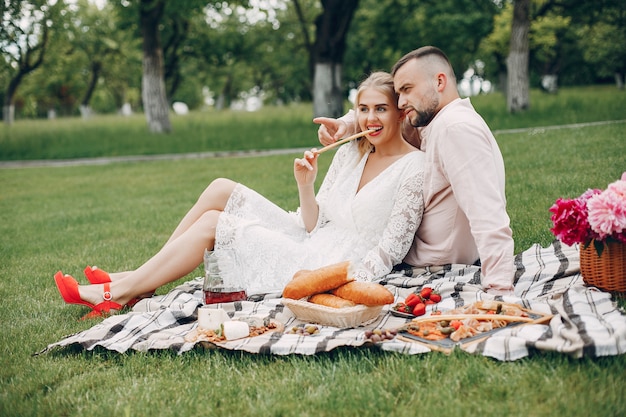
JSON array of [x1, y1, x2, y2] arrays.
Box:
[[214, 140, 425, 295]]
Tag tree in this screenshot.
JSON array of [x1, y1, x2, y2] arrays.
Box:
[[66, 0, 133, 117], [506, 0, 530, 112], [294, 0, 359, 117], [0, 0, 64, 124], [139, 0, 170, 133]]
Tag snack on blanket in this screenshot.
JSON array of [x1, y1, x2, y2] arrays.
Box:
[[331, 281, 394, 306], [309, 293, 356, 309], [283, 261, 354, 300], [401, 301, 539, 343]]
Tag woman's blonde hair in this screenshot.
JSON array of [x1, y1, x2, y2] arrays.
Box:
[[352, 71, 400, 157]]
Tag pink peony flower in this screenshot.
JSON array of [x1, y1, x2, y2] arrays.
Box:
[[606, 177, 626, 199], [587, 187, 626, 239]]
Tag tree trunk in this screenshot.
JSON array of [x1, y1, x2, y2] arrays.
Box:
[[3, 105, 15, 125], [140, 0, 171, 133], [2, 23, 48, 124], [311, 0, 359, 118], [506, 0, 530, 113], [313, 62, 343, 118], [615, 72, 625, 89], [3, 74, 22, 125]]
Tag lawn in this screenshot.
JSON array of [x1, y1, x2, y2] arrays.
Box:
[[1, 86, 625, 417]]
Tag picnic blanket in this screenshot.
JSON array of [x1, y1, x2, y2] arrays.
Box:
[[40, 241, 626, 361]]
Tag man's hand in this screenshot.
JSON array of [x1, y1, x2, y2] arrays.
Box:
[[313, 117, 349, 146]]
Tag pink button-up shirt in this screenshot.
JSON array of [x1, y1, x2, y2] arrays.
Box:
[[404, 98, 514, 292]]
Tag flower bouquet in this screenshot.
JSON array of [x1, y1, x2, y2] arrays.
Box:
[[549, 173, 626, 293]]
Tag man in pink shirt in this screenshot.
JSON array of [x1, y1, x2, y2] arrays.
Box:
[[315, 46, 515, 294]]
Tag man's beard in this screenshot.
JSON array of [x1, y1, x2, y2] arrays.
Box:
[[408, 108, 436, 127], [407, 97, 439, 127]]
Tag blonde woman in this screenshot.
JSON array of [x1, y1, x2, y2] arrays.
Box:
[[54, 72, 425, 319]]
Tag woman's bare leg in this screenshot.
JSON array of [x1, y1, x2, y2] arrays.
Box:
[[166, 178, 237, 245], [79, 210, 221, 306], [95, 178, 236, 282]]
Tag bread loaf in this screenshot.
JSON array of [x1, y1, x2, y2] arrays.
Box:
[[308, 293, 356, 309], [331, 281, 394, 306], [283, 261, 353, 299]]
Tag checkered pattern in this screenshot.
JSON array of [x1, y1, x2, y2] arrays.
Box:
[[39, 241, 626, 361]]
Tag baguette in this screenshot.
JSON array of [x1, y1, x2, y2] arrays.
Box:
[[331, 281, 394, 306], [283, 261, 353, 300], [308, 293, 356, 309]]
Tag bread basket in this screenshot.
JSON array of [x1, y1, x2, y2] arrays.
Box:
[[281, 298, 383, 328], [580, 241, 626, 294]]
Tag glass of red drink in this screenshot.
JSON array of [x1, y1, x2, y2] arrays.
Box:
[[203, 249, 247, 304]]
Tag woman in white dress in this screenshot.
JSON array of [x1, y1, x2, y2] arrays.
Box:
[[53, 72, 425, 318]]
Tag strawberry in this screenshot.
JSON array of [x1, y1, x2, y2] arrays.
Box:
[[405, 293, 420, 307], [429, 292, 442, 303], [412, 302, 426, 317], [420, 287, 432, 299]]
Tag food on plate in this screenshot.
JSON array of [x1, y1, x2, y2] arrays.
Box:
[[412, 302, 426, 317], [184, 319, 282, 343], [222, 320, 250, 340], [330, 281, 394, 306], [392, 286, 442, 316], [401, 301, 535, 342], [309, 293, 356, 308], [283, 261, 353, 300], [404, 293, 421, 307], [404, 321, 450, 341]]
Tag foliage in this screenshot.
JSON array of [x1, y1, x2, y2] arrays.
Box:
[[577, 21, 626, 81], [2, 0, 625, 121], [344, 0, 498, 89]]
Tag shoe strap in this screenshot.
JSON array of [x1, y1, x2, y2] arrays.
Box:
[[103, 282, 113, 301]]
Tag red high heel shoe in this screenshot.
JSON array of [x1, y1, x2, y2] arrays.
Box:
[[54, 271, 123, 320], [84, 266, 111, 284], [84, 265, 145, 308]]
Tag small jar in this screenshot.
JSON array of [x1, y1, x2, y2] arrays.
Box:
[[203, 249, 247, 304]]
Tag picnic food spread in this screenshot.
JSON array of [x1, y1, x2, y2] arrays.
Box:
[[191, 262, 549, 347]]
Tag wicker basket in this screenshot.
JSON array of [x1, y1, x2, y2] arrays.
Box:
[[580, 241, 626, 294], [281, 298, 383, 328]]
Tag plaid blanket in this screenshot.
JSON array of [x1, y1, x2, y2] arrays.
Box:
[[39, 241, 626, 361]]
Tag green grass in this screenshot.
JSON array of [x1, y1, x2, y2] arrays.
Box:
[[1, 86, 626, 417], [0, 104, 319, 161], [1, 85, 624, 161]]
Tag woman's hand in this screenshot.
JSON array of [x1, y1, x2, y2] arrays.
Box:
[[294, 149, 319, 187]]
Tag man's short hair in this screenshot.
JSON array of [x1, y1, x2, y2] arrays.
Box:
[[391, 46, 455, 79]]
